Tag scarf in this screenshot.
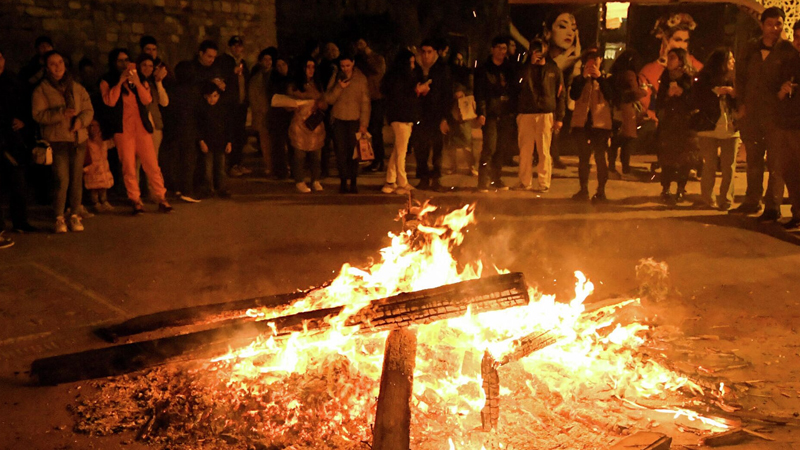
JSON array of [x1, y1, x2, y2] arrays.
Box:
[[46, 71, 75, 109]]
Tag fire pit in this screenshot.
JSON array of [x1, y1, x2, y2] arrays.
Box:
[[54, 203, 744, 450]]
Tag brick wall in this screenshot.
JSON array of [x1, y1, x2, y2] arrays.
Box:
[[1, 0, 277, 73]]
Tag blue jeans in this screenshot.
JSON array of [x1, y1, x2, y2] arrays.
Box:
[[51, 141, 86, 217]]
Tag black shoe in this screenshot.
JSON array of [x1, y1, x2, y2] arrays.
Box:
[[158, 201, 173, 213], [339, 179, 348, 194], [675, 190, 687, 203], [416, 179, 431, 191], [12, 222, 39, 233], [430, 179, 447, 192], [365, 161, 384, 172], [572, 190, 590, 201], [491, 180, 509, 191], [622, 166, 631, 175], [757, 209, 781, 222], [782, 218, 800, 230], [591, 192, 608, 203], [553, 159, 567, 169], [608, 170, 622, 180], [660, 191, 674, 204], [217, 190, 232, 199], [132, 200, 145, 215], [349, 180, 358, 194], [729, 202, 761, 215]]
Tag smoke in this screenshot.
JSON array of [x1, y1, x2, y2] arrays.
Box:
[[635, 258, 671, 303]]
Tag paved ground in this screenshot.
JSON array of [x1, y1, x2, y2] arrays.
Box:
[[1, 151, 800, 449]]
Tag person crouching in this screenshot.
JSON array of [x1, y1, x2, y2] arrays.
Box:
[[197, 82, 232, 198], [570, 47, 614, 202]]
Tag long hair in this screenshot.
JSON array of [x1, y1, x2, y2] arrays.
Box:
[[293, 56, 321, 93], [42, 50, 75, 108], [136, 53, 155, 84], [668, 48, 694, 75], [609, 49, 641, 77], [701, 48, 733, 86], [105, 48, 130, 85]]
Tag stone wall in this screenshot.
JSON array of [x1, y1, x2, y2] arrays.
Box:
[[1, 0, 276, 73]]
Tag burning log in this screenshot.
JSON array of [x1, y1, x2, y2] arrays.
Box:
[[480, 351, 500, 431], [95, 288, 320, 343], [373, 328, 417, 450], [31, 273, 529, 385], [480, 298, 639, 431]]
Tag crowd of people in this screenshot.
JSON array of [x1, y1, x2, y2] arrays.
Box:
[[1, 7, 800, 249]]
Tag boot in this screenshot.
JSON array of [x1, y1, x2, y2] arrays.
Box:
[[349, 177, 358, 194], [339, 179, 348, 194]]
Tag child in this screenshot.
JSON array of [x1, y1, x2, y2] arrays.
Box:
[[655, 48, 696, 203], [570, 48, 614, 202], [198, 82, 232, 198], [84, 120, 115, 212]]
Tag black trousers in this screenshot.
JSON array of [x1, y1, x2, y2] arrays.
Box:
[[479, 115, 515, 187], [203, 146, 228, 193], [609, 134, 634, 172], [0, 144, 30, 228], [227, 104, 248, 168], [411, 123, 444, 181], [575, 127, 611, 191], [333, 119, 360, 180], [174, 129, 198, 197], [369, 99, 386, 164]]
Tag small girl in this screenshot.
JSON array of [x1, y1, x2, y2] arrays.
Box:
[[84, 120, 115, 212], [655, 48, 696, 203]]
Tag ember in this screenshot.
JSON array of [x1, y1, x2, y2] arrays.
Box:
[[70, 203, 734, 450]]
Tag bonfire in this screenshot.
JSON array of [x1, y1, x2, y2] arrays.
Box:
[[68, 202, 738, 450]]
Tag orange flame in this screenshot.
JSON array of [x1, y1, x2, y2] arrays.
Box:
[[208, 203, 727, 448]]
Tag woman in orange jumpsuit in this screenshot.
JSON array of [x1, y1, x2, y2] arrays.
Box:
[[99, 48, 172, 214]]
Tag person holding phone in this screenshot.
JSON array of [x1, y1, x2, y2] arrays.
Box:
[[324, 53, 370, 194], [655, 48, 696, 204], [100, 48, 171, 215], [515, 38, 565, 193]]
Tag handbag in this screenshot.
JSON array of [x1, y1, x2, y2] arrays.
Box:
[[303, 109, 326, 131], [353, 132, 375, 162], [452, 95, 477, 122], [31, 140, 53, 165]]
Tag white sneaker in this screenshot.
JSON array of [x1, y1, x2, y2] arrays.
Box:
[[381, 183, 397, 194], [68, 214, 84, 232], [179, 195, 201, 203], [312, 181, 324, 191], [296, 182, 311, 193], [54, 216, 67, 234]]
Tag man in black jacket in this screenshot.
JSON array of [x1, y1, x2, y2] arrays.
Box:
[[171, 40, 222, 203], [732, 7, 795, 221], [475, 36, 516, 192], [515, 39, 565, 192], [1, 50, 36, 241], [410, 39, 454, 191], [215, 36, 250, 177], [776, 46, 800, 229]]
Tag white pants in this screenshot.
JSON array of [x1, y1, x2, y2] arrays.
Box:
[[517, 113, 553, 189], [387, 122, 413, 187]]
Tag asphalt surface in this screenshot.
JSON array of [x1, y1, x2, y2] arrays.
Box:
[[1, 151, 800, 449]]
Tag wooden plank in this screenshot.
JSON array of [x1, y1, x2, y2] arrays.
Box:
[[373, 329, 417, 450], [95, 288, 320, 343], [31, 273, 529, 385]]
